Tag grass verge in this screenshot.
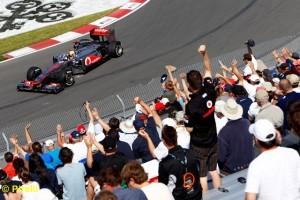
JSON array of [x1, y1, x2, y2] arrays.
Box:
[[0, 8, 116, 61]]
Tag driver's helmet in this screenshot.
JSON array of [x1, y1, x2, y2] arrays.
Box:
[[68, 50, 75, 59]]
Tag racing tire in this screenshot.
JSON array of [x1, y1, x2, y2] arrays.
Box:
[[64, 70, 75, 87], [109, 42, 123, 57], [27, 66, 42, 81]]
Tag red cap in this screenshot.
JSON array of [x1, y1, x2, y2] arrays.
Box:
[[155, 102, 166, 112], [77, 124, 86, 135]]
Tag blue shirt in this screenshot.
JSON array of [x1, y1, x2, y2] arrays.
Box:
[[113, 187, 147, 200], [25, 153, 54, 169], [47, 148, 62, 169], [218, 119, 254, 173], [277, 91, 300, 132]]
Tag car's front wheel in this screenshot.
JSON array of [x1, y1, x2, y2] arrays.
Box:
[[64, 70, 75, 87]]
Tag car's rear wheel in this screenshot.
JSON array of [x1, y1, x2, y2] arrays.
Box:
[[27, 66, 42, 81]]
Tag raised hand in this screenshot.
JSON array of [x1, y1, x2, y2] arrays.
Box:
[[138, 129, 149, 139], [231, 59, 238, 67], [198, 44, 206, 55], [56, 124, 63, 134], [179, 73, 186, 80], [25, 123, 31, 130], [92, 107, 100, 120], [134, 96, 141, 104]]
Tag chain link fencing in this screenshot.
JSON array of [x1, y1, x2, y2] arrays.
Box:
[[1, 33, 300, 165]]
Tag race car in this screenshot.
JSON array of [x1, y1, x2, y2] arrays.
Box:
[[17, 28, 123, 93], [53, 28, 123, 74], [17, 61, 75, 94]]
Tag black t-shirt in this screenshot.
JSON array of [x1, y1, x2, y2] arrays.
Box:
[[185, 77, 217, 147], [86, 152, 128, 176], [159, 146, 202, 200]]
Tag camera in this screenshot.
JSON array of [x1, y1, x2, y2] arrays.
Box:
[[245, 39, 255, 47]]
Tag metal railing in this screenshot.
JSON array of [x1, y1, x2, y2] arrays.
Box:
[[1, 33, 300, 165]]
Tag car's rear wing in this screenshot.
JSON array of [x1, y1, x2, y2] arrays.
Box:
[[90, 28, 116, 41]]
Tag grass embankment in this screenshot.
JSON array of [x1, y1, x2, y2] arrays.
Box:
[[0, 8, 116, 61]]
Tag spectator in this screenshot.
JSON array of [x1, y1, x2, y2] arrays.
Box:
[[25, 142, 54, 169], [121, 161, 174, 200], [158, 125, 202, 200], [132, 97, 161, 162], [184, 45, 220, 191], [11, 157, 25, 181], [218, 98, 254, 175], [245, 119, 300, 200], [3, 152, 17, 179], [214, 100, 228, 134], [277, 79, 300, 133], [254, 89, 284, 129], [288, 101, 300, 138], [56, 147, 87, 200], [85, 134, 128, 176], [0, 169, 22, 200], [231, 85, 253, 119], [96, 167, 147, 200], [28, 153, 60, 197], [286, 74, 300, 93], [119, 117, 138, 148], [94, 191, 117, 200], [44, 139, 62, 169], [16, 167, 41, 200]]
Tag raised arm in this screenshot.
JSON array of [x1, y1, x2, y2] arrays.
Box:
[[9, 136, 26, 157], [272, 49, 284, 64], [138, 129, 157, 159], [56, 124, 65, 147], [215, 73, 232, 85], [84, 136, 94, 168], [24, 123, 33, 144], [179, 73, 191, 100], [92, 107, 110, 133], [231, 59, 244, 83], [198, 44, 212, 78]]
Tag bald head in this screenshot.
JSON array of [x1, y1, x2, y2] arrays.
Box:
[[279, 79, 293, 94]]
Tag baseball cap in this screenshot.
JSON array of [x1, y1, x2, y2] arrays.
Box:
[[160, 74, 168, 83], [77, 124, 86, 135], [101, 135, 117, 151], [292, 52, 300, 60], [261, 82, 276, 92], [45, 139, 54, 147], [70, 131, 81, 139], [249, 119, 276, 142], [249, 74, 260, 83]]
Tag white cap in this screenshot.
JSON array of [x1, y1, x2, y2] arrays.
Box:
[[249, 119, 276, 142], [162, 118, 177, 129], [249, 74, 260, 83], [161, 98, 169, 105], [45, 139, 54, 147]]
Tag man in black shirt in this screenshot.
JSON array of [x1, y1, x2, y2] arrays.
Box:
[[85, 134, 128, 176], [159, 126, 202, 200], [185, 45, 221, 191]]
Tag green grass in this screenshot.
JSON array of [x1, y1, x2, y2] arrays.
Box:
[[0, 8, 116, 61]]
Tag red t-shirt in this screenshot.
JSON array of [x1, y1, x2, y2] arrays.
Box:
[[3, 162, 16, 178]]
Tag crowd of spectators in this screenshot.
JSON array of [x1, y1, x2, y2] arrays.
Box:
[[0, 42, 300, 200]]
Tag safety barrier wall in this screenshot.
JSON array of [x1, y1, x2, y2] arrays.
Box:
[[1, 33, 300, 165]]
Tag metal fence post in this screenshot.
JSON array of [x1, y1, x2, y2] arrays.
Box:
[[116, 94, 126, 119], [2, 132, 10, 152]]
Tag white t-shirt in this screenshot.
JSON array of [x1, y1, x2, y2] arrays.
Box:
[[242, 81, 259, 101], [243, 55, 258, 76], [176, 126, 190, 149], [64, 141, 87, 163], [248, 102, 261, 120], [245, 147, 300, 200], [141, 182, 174, 200], [20, 181, 40, 200]]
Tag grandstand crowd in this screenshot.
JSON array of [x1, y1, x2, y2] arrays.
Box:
[[0, 42, 300, 200]]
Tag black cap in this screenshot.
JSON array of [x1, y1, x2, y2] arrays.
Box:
[[160, 74, 168, 83], [101, 135, 117, 151], [292, 52, 300, 60]]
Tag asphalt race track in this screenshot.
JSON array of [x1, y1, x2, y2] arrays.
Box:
[[1, 0, 300, 129]]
